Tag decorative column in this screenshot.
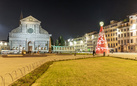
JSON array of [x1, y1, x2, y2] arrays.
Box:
[[33, 41, 35, 52], [26, 39, 28, 51], [10, 41, 12, 49]]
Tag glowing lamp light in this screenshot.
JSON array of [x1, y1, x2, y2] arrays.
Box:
[[86, 37, 89, 40], [92, 35, 94, 39], [74, 41, 76, 45], [80, 40, 83, 44], [100, 21, 104, 26], [0, 42, 3, 45], [69, 42, 73, 46], [131, 24, 136, 30], [68, 39, 70, 42], [4, 43, 7, 45]]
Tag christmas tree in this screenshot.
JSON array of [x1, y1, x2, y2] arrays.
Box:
[[95, 22, 109, 54]]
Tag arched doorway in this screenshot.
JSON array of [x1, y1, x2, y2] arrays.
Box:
[[28, 41, 32, 53]]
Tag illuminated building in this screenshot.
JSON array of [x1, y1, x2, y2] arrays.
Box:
[[9, 16, 51, 53], [67, 31, 98, 52], [104, 13, 137, 52], [104, 20, 123, 52], [0, 41, 10, 53]]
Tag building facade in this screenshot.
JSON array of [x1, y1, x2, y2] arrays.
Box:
[[104, 13, 137, 52], [0, 41, 10, 53], [67, 31, 98, 52], [9, 16, 51, 53]]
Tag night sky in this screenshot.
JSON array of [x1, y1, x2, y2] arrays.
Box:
[[0, 0, 137, 41]]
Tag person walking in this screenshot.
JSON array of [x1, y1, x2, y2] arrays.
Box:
[[93, 50, 95, 56]]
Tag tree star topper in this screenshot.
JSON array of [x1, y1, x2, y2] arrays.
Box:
[[100, 21, 104, 26]]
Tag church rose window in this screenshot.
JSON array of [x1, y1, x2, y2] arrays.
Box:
[[27, 28, 33, 33]]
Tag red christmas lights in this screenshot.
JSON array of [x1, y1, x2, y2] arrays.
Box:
[[95, 25, 109, 54]]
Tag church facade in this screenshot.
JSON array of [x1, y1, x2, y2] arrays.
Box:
[[9, 16, 51, 53]]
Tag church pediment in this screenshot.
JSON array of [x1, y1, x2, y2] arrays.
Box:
[[20, 16, 41, 23]]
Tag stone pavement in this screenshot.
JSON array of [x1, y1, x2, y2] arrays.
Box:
[[0, 54, 92, 76], [107, 53, 137, 59]]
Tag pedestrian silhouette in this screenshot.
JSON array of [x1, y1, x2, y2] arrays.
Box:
[[93, 50, 95, 56]]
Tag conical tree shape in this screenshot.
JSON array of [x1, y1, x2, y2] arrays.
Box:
[[95, 25, 109, 54]]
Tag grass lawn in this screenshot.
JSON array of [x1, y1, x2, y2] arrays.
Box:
[[32, 57, 137, 86]]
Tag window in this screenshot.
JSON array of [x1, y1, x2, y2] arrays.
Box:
[[124, 33, 126, 37], [121, 29, 123, 32], [118, 40, 120, 44], [121, 40, 123, 45], [108, 44, 110, 47], [131, 32, 133, 36], [127, 39, 129, 43], [127, 33, 129, 37], [106, 35, 107, 37], [111, 38, 112, 41], [116, 38, 117, 41], [128, 46, 130, 49], [113, 43, 115, 47], [108, 34, 109, 37], [118, 35, 120, 38], [113, 38, 115, 41], [131, 46, 133, 50], [124, 29, 126, 31], [121, 34, 123, 37], [127, 28, 129, 31], [124, 40, 126, 45], [116, 43, 117, 46], [131, 39, 133, 43], [111, 44, 112, 47], [116, 33, 117, 36], [111, 33, 112, 36]]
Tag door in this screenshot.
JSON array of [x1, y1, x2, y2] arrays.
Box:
[[28, 46, 32, 51]]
